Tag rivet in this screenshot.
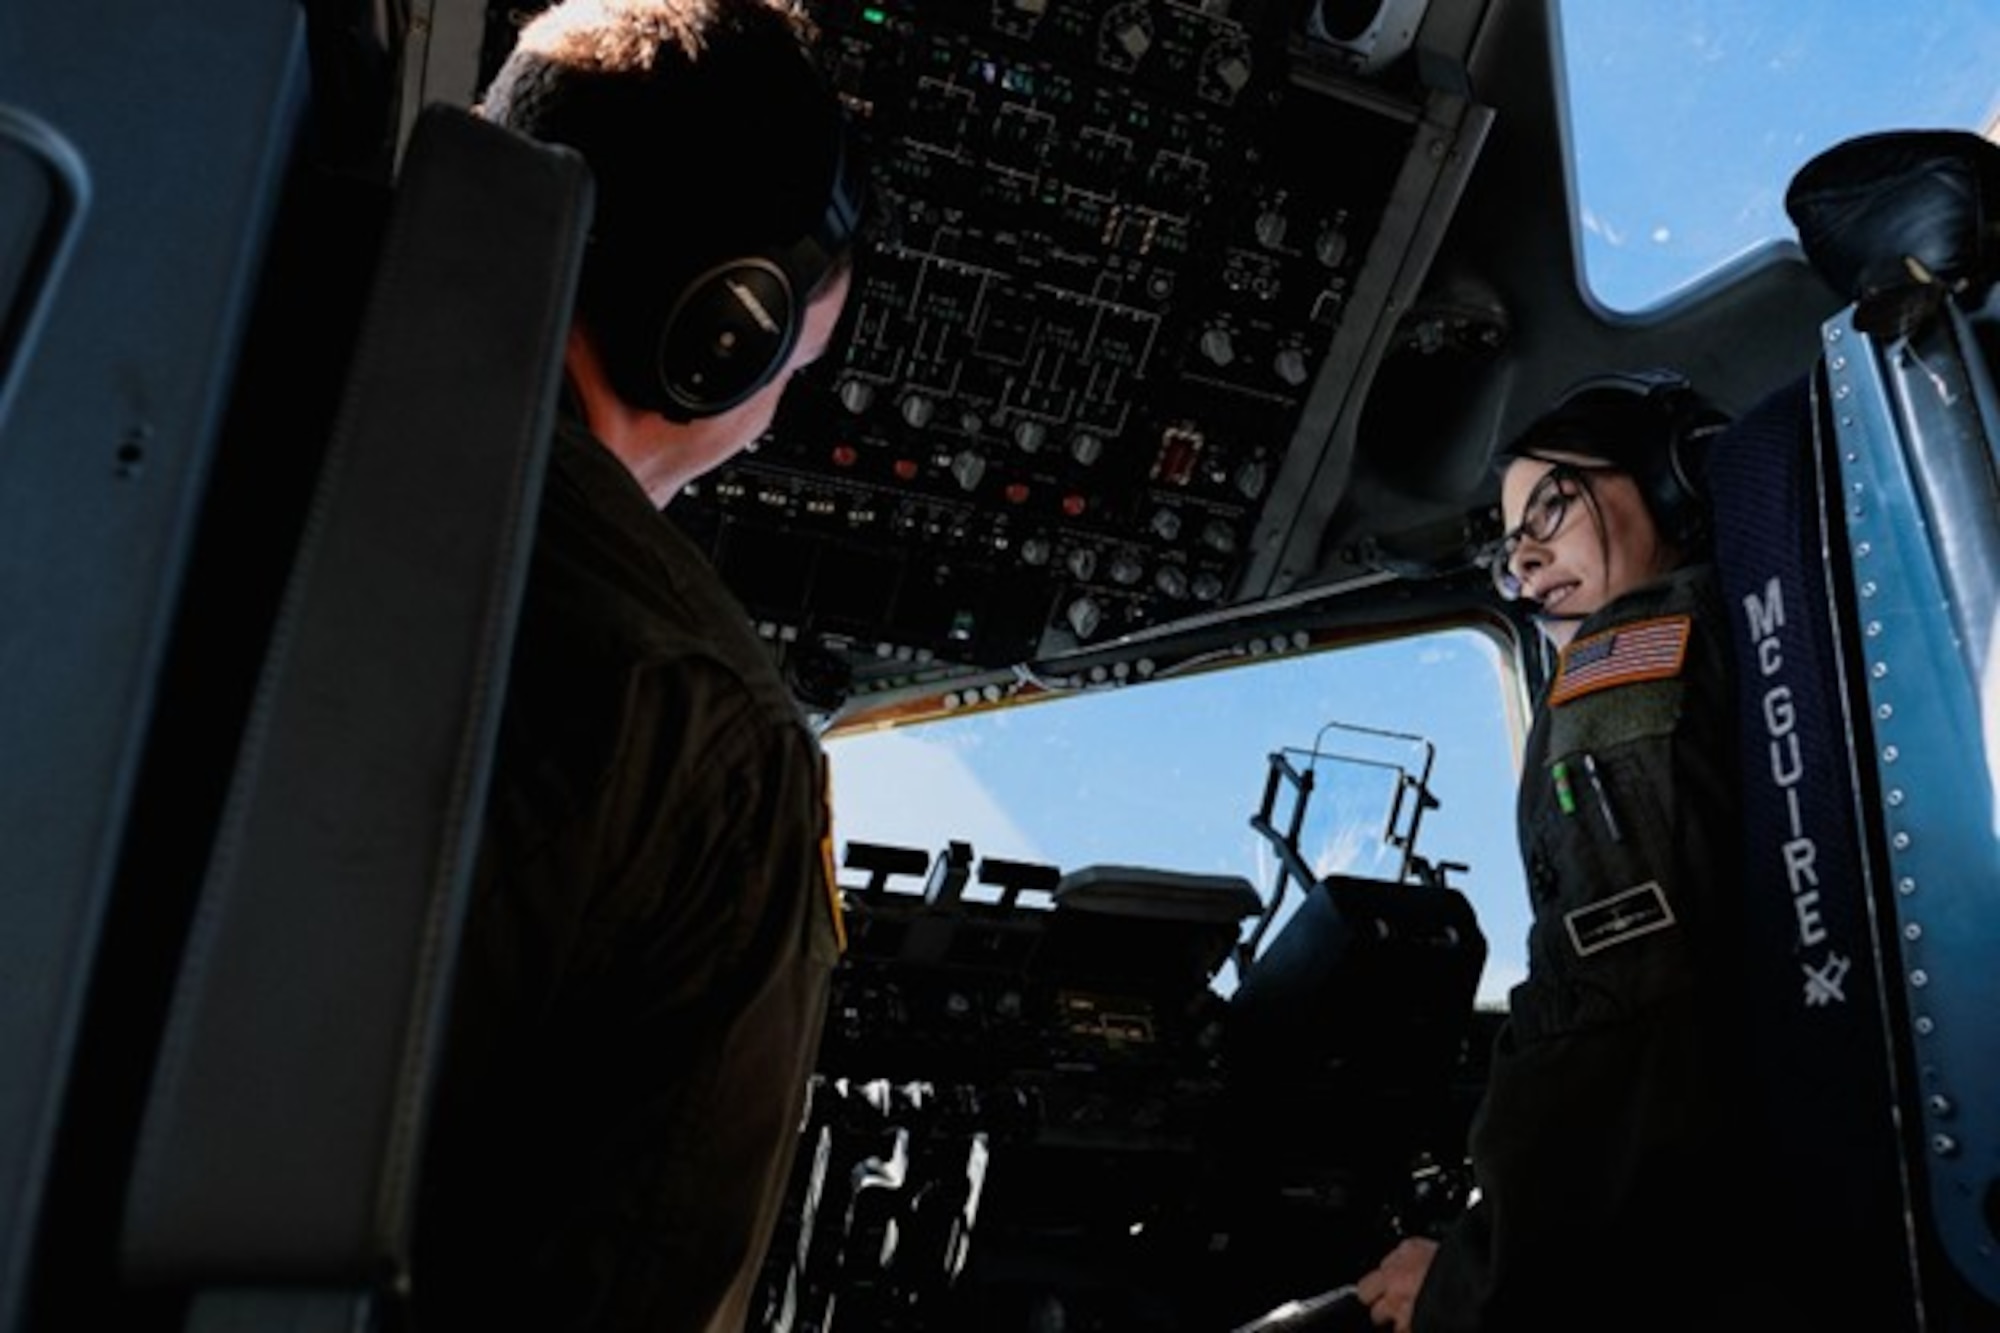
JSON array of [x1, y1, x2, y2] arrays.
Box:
[[1893, 831, 1911, 850], [1836, 383, 1852, 399], [1897, 876, 1917, 895], [1904, 922, 1922, 942], [1886, 786, 1903, 804], [1872, 661, 1889, 679], [1932, 1133, 1958, 1157], [1856, 541, 1872, 558], [1862, 581, 1879, 598], [1879, 704, 1894, 721], [1866, 621, 1883, 637], [1883, 745, 1900, 763], [1909, 968, 1928, 988], [1929, 1094, 1953, 1117], [1915, 1015, 1935, 1035]]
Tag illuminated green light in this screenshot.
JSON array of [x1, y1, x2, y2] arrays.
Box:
[[861, 6, 887, 23]]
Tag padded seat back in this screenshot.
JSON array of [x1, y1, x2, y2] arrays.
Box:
[[115, 104, 590, 1324], [1706, 372, 1918, 1328]]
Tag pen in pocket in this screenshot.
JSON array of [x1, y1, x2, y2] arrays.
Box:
[[1580, 752, 1623, 842]]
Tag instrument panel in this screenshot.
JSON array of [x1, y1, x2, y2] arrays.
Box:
[[671, 1, 1474, 701], [749, 845, 1489, 1332]]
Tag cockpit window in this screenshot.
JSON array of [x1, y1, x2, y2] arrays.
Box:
[[1559, 1, 2000, 313], [827, 626, 1527, 1008]]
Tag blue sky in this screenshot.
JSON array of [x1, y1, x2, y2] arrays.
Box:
[[1562, 1, 2000, 312], [831, 630, 1529, 1002], [826, 2, 2000, 1008]]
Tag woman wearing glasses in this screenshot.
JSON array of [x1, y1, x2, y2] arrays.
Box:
[[1356, 371, 1761, 1333]]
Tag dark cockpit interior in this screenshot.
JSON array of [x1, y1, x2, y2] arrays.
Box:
[[404, 0, 1844, 718], [5, 3, 1999, 1333]]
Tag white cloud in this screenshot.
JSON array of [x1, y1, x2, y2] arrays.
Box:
[[1477, 957, 1525, 1010], [1582, 208, 1625, 246], [826, 730, 1046, 868]]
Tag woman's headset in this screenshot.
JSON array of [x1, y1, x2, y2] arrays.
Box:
[[1511, 367, 1731, 550]]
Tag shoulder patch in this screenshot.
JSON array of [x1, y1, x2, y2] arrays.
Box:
[[1546, 678, 1680, 756], [1549, 614, 1691, 707]]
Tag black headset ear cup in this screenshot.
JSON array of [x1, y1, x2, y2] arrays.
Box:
[[646, 122, 859, 420], [1655, 410, 1711, 545], [1558, 368, 1714, 547], [1637, 379, 1724, 549], [656, 257, 800, 419]]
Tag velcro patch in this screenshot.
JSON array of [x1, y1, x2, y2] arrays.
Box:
[[1565, 880, 1675, 957], [1549, 615, 1691, 706]]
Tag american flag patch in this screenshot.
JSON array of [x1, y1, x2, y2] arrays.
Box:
[[1549, 614, 1691, 706]]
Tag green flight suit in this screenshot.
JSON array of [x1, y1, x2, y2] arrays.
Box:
[[413, 410, 843, 1332], [1416, 564, 1754, 1333]]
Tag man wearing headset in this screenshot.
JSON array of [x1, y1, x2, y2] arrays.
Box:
[[1356, 372, 1764, 1333], [410, 3, 858, 1330]]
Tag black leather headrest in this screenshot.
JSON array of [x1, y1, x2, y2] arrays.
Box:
[[1784, 129, 2000, 335]]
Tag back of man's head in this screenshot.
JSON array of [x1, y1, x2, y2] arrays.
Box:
[[479, 0, 855, 418]]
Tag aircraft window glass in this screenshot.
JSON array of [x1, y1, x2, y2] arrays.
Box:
[[1560, 1, 2000, 313], [827, 625, 1527, 1008]]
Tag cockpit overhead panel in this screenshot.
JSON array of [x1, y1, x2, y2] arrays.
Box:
[[670, 1, 1480, 700]]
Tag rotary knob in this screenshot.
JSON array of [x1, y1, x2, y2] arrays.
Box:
[[1065, 596, 1104, 639], [838, 378, 876, 414], [1199, 326, 1235, 366], [1316, 226, 1349, 269], [950, 450, 987, 491], [1274, 346, 1310, 386], [1234, 458, 1269, 499]]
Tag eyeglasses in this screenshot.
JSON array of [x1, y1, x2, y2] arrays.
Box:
[[1489, 461, 1620, 600]]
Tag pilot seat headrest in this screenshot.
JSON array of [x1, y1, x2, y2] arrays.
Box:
[[1785, 128, 2000, 337]]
